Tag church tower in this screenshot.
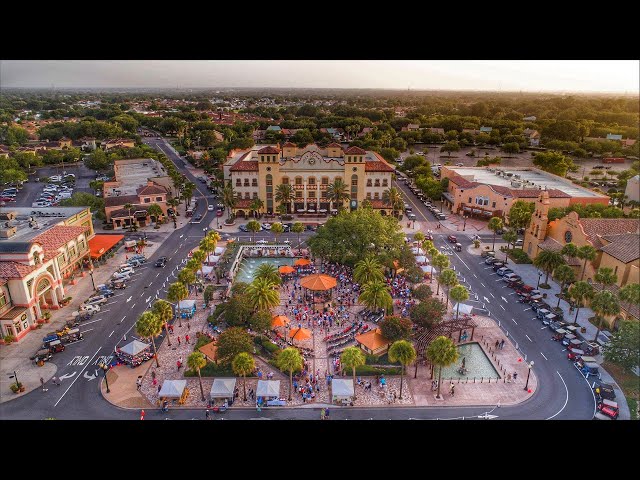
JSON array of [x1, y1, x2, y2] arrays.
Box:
[[525, 189, 550, 257]]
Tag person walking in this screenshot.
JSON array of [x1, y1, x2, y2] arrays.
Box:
[[494, 340, 499, 349], [40, 377, 48, 392], [140, 409, 145, 421], [185, 334, 190, 344], [449, 383, 455, 396], [205, 409, 210, 420], [177, 336, 181, 345], [136, 377, 142, 390], [320, 408, 326, 420], [325, 407, 330, 420], [513, 372, 518, 381]]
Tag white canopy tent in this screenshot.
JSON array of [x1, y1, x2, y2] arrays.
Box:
[[453, 303, 473, 315], [119, 340, 150, 356], [331, 378, 354, 401], [210, 378, 237, 399], [206, 255, 221, 264], [196, 265, 214, 276], [256, 380, 280, 398], [214, 246, 225, 255], [415, 255, 428, 264], [421, 265, 436, 274], [411, 247, 425, 255], [178, 299, 196, 310], [159, 379, 187, 399]]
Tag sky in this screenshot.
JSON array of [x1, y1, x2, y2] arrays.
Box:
[[1, 60, 638, 93]]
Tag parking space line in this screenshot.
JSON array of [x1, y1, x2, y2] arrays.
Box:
[[511, 318, 517, 324], [525, 334, 533, 342], [473, 273, 477, 278], [480, 283, 486, 288], [540, 352, 548, 360], [500, 305, 505, 310], [489, 293, 495, 298], [109, 330, 114, 338]]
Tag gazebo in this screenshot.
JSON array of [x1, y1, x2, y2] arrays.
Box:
[[300, 273, 337, 291]]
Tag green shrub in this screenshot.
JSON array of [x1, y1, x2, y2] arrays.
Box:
[[507, 249, 532, 264], [539, 283, 551, 289], [261, 338, 280, 354], [185, 361, 236, 377], [194, 334, 213, 350], [354, 364, 402, 376], [3, 334, 16, 343]]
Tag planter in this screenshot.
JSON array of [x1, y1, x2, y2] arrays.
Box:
[[37, 319, 46, 325], [30, 325, 38, 330], [19, 386, 25, 392], [580, 327, 587, 333]]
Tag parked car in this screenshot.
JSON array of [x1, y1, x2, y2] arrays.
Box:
[[112, 272, 131, 281], [84, 295, 108, 307], [117, 266, 135, 276], [485, 257, 497, 265], [155, 256, 167, 268], [447, 235, 457, 243], [491, 262, 505, 271], [514, 239, 523, 247], [481, 250, 495, 258], [261, 223, 272, 230], [238, 224, 248, 232], [407, 213, 417, 221], [96, 288, 114, 297], [79, 303, 101, 313], [208, 205, 214, 211], [503, 273, 521, 282], [496, 267, 513, 276], [216, 209, 224, 217]]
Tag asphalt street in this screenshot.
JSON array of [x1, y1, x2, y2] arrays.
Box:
[[0, 139, 596, 420]]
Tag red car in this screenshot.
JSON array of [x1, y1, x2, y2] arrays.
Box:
[[0, 196, 16, 202], [596, 399, 619, 419], [447, 235, 457, 243], [216, 209, 224, 217]]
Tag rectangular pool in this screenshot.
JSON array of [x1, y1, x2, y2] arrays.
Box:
[[438, 342, 500, 380], [235, 257, 296, 284]]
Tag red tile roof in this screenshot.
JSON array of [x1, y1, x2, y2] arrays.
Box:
[[229, 160, 259, 172], [137, 184, 168, 196], [32, 225, 87, 259], [370, 200, 392, 209], [0, 261, 37, 279], [365, 161, 395, 172], [257, 146, 280, 154], [282, 142, 296, 148], [344, 146, 367, 155], [448, 175, 477, 189], [599, 233, 640, 263], [511, 188, 570, 198], [104, 195, 140, 208], [579, 218, 640, 249]]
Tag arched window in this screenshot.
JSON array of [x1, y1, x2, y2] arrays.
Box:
[[282, 177, 289, 184], [295, 177, 303, 185], [351, 175, 358, 186], [308, 177, 316, 186]]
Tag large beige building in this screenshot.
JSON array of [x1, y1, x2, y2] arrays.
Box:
[[223, 143, 395, 217]]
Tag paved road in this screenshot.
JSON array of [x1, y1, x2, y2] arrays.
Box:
[[0, 138, 597, 420]]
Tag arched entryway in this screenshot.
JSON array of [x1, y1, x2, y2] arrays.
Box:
[[32, 273, 63, 315]]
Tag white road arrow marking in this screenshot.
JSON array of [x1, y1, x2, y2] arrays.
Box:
[[501, 296, 508, 303], [145, 296, 152, 303], [59, 372, 76, 381], [84, 371, 97, 380], [179, 234, 184, 239], [477, 414, 499, 420], [126, 296, 132, 303], [484, 296, 490, 304]]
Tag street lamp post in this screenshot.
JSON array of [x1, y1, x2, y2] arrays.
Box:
[[89, 269, 96, 291], [536, 271, 543, 289], [462, 215, 467, 231], [8, 370, 20, 388], [524, 360, 535, 391], [99, 363, 110, 393]]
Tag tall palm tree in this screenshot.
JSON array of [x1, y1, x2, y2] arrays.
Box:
[[569, 281, 595, 326], [432, 253, 450, 295], [388, 340, 416, 399], [413, 232, 425, 243], [191, 250, 207, 280], [249, 198, 264, 218], [271, 222, 284, 243], [358, 280, 393, 313], [178, 268, 196, 291], [246, 220, 261, 242], [594, 267, 617, 292], [245, 277, 280, 311], [232, 352, 255, 401], [276, 347, 303, 401], [199, 235, 216, 260], [577, 245, 597, 281], [254, 263, 281, 285], [135, 311, 162, 367], [183, 182, 196, 207], [553, 264, 576, 308], [123, 202, 134, 229], [275, 183, 294, 214], [340, 347, 366, 399], [488, 217, 503, 251], [206, 230, 221, 245], [152, 299, 174, 347], [591, 290, 621, 342], [426, 335, 459, 399], [450, 285, 470, 320], [560, 242, 579, 265], [147, 203, 164, 224], [619, 283, 640, 307], [439, 269, 459, 306], [354, 256, 385, 285], [383, 187, 403, 217], [167, 281, 188, 327], [533, 250, 565, 285], [187, 351, 207, 401], [326, 178, 350, 212], [291, 222, 304, 246], [221, 182, 236, 220]]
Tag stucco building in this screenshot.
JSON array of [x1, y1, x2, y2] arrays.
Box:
[[223, 143, 395, 217]]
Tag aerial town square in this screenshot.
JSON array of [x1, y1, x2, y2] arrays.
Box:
[[0, 60, 638, 422]]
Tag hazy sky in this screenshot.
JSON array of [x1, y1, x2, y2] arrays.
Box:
[[1, 60, 638, 93]]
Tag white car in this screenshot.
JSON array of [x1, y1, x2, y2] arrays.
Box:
[[79, 303, 101, 313], [117, 266, 135, 276], [256, 239, 269, 245], [84, 296, 108, 307], [112, 272, 131, 281], [207, 205, 214, 211]]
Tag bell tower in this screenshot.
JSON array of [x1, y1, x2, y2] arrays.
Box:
[[525, 189, 550, 257]]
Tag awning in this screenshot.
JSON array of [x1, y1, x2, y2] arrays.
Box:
[[197, 265, 214, 276], [256, 380, 280, 397], [178, 300, 196, 310], [120, 340, 150, 356], [442, 192, 454, 203], [88, 234, 124, 259], [159, 380, 186, 399], [453, 303, 473, 315], [331, 378, 354, 398], [210, 378, 236, 399]]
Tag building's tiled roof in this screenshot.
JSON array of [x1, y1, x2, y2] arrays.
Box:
[[229, 160, 259, 172], [344, 146, 367, 155], [257, 146, 280, 154], [104, 195, 140, 208], [0, 261, 37, 279], [579, 218, 640, 249], [0, 242, 34, 253], [364, 161, 395, 172], [282, 142, 296, 148], [356, 328, 390, 351], [599, 233, 640, 264], [110, 205, 154, 218], [137, 184, 168, 196], [537, 237, 582, 265], [448, 175, 477, 189], [32, 225, 86, 260]]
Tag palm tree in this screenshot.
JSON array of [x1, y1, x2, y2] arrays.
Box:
[[340, 347, 366, 399], [178, 268, 196, 292], [439, 269, 458, 306], [183, 182, 196, 207], [271, 222, 284, 243], [594, 267, 617, 292], [561, 242, 579, 265], [191, 250, 207, 280], [249, 198, 264, 218], [353, 256, 384, 285], [488, 217, 503, 251], [206, 230, 221, 245], [388, 340, 416, 399], [326, 178, 350, 212], [358, 280, 393, 313], [135, 311, 162, 367], [619, 283, 640, 307], [383, 187, 403, 217], [167, 281, 188, 327], [254, 263, 281, 285], [553, 264, 576, 308], [275, 183, 294, 214], [432, 253, 450, 295], [245, 277, 280, 311], [147, 203, 164, 224], [221, 182, 236, 221], [577, 245, 597, 281], [246, 219, 261, 242], [533, 249, 565, 285], [292, 222, 304, 246], [199, 235, 216, 260], [413, 232, 425, 243], [152, 299, 174, 347], [123, 202, 134, 229], [591, 290, 621, 342], [187, 351, 207, 401], [426, 335, 459, 399], [276, 347, 303, 401], [450, 285, 470, 320], [569, 281, 595, 326], [232, 352, 255, 401], [502, 229, 518, 252]]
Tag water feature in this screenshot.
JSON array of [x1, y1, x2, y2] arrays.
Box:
[[235, 257, 296, 284], [438, 342, 500, 380]]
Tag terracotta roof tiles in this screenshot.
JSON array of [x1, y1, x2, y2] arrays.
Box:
[[344, 146, 367, 155], [364, 161, 395, 172], [0, 261, 37, 279], [579, 218, 640, 249], [229, 160, 259, 172], [257, 146, 280, 154], [599, 233, 640, 263], [137, 184, 168, 196]]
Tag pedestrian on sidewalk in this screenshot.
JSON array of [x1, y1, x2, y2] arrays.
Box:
[[40, 377, 48, 392], [450, 383, 455, 396], [320, 408, 326, 420], [185, 334, 190, 344], [177, 336, 181, 345], [513, 372, 518, 381], [187, 322, 190, 331], [136, 377, 142, 390], [325, 407, 330, 420], [140, 409, 145, 420], [494, 340, 499, 349], [500, 339, 505, 349], [205, 409, 210, 420]]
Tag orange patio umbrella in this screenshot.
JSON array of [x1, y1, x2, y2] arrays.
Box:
[[279, 265, 295, 274], [272, 315, 291, 327], [289, 327, 312, 341], [294, 258, 311, 267], [300, 273, 337, 291]]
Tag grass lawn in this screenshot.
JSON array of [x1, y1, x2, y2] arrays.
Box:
[[602, 361, 639, 420]]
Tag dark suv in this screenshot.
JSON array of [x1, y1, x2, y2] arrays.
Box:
[[155, 256, 167, 268]]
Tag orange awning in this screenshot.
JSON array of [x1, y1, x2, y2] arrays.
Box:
[[300, 274, 337, 291], [88, 234, 124, 259], [294, 258, 311, 266], [279, 265, 295, 274], [289, 327, 312, 340], [272, 315, 291, 327]]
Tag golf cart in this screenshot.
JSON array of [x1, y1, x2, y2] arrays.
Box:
[[455, 243, 463, 252], [593, 382, 616, 402], [46, 339, 65, 353], [552, 329, 568, 341], [31, 348, 53, 365], [562, 333, 577, 346], [596, 399, 619, 420], [566, 348, 584, 360], [577, 361, 600, 379]]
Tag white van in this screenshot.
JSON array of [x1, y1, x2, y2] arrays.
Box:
[[32, 201, 51, 207]]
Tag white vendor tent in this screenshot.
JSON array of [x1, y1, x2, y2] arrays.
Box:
[[415, 255, 428, 264], [214, 246, 225, 255], [197, 265, 214, 276], [331, 378, 354, 401], [178, 299, 196, 310], [256, 380, 280, 398], [119, 340, 150, 356], [159, 379, 187, 399], [411, 247, 425, 255], [206, 255, 221, 264], [210, 378, 237, 399], [453, 303, 473, 315], [421, 265, 436, 274]]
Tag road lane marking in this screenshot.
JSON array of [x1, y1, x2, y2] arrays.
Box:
[[119, 316, 126, 324], [500, 305, 505, 310], [126, 296, 132, 303], [140, 292, 146, 298], [540, 352, 548, 360], [525, 335, 533, 342], [509, 292, 516, 295], [156, 273, 160, 278], [54, 347, 101, 407], [480, 283, 486, 288], [546, 372, 569, 420], [523, 308, 532, 311], [81, 328, 93, 334], [473, 274, 477, 278], [540, 326, 547, 330], [501, 296, 508, 303], [489, 293, 495, 298], [131, 303, 136, 308], [109, 330, 114, 338], [511, 318, 517, 324], [112, 293, 126, 298]]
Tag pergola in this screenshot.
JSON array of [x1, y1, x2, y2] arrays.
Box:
[[413, 316, 477, 359]]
